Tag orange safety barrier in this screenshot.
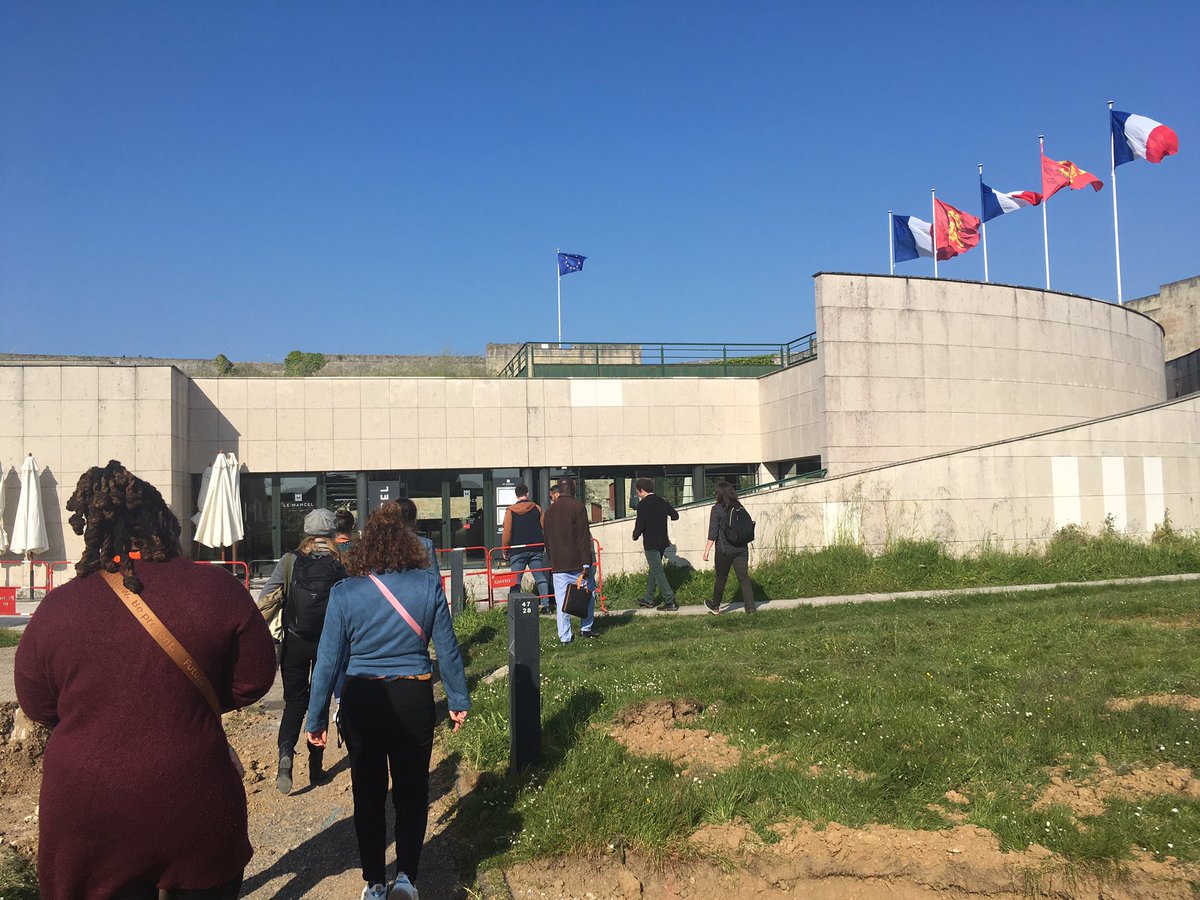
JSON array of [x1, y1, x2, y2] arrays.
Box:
[[200, 559, 251, 589], [483, 538, 607, 614]]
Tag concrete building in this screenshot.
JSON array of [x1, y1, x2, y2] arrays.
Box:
[[1127, 275, 1200, 361], [3, 273, 1197, 591]]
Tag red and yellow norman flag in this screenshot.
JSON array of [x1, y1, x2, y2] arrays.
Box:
[[933, 199, 980, 261], [1041, 154, 1104, 200]]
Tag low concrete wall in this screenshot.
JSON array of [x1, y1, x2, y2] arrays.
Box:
[[591, 393, 1200, 578]]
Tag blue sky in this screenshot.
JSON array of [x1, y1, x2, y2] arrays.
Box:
[[2, 2, 1197, 360]]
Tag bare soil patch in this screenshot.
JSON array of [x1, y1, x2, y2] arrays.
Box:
[[1034, 753, 1200, 818], [506, 819, 1200, 899], [0, 703, 48, 860], [608, 699, 742, 775], [1107, 693, 1200, 713]]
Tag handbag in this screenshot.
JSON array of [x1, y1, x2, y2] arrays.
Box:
[[101, 571, 246, 778], [256, 553, 294, 645], [562, 572, 592, 618]]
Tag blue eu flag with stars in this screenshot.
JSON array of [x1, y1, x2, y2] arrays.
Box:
[[557, 252, 586, 276]]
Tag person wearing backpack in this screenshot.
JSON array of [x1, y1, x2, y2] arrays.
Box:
[[502, 482, 552, 614], [258, 508, 348, 794], [703, 480, 757, 615]]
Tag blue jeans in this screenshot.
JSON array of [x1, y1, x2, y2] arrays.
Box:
[[509, 550, 551, 609], [553, 569, 595, 643]]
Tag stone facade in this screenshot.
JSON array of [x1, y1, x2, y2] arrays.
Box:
[[1127, 275, 1200, 360]]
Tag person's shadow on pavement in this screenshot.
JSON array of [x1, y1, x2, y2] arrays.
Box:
[[239, 815, 361, 899]]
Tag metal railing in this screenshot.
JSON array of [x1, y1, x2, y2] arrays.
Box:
[[498, 334, 817, 379]]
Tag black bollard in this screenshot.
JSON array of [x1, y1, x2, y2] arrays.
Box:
[[449, 548, 465, 617], [507, 590, 542, 772]]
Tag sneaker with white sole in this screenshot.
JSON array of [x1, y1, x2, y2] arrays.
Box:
[[390, 873, 419, 900], [705, 599, 720, 615], [361, 883, 387, 900]]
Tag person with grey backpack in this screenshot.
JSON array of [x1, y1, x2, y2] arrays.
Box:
[[703, 480, 757, 615]]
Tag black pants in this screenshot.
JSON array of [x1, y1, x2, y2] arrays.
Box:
[[340, 676, 436, 886], [113, 873, 243, 899], [712, 549, 755, 611], [278, 631, 321, 753]]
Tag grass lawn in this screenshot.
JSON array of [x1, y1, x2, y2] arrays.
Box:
[[447, 580, 1200, 874], [0, 628, 21, 648], [0, 844, 38, 899], [599, 531, 1200, 609]]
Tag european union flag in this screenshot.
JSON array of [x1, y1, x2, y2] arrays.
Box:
[[557, 252, 586, 276]]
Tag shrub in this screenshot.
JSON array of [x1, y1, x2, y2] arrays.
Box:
[[213, 353, 234, 376], [283, 350, 327, 377]]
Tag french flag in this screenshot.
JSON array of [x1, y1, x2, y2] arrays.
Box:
[[892, 215, 933, 263], [1112, 110, 1179, 165], [980, 182, 1042, 223]]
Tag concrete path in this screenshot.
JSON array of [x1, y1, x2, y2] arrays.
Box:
[[4, 572, 1198, 704]]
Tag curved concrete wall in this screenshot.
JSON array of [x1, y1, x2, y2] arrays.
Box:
[[814, 274, 1166, 474]]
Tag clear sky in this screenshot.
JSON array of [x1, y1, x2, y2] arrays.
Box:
[[2, 2, 1197, 360]]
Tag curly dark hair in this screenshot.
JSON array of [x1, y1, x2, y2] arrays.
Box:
[[66, 460, 183, 594], [344, 501, 431, 576]]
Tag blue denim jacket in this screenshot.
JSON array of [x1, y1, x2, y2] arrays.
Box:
[[305, 567, 470, 733]]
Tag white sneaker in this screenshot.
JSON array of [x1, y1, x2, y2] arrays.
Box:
[[389, 873, 419, 900], [361, 883, 387, 900]]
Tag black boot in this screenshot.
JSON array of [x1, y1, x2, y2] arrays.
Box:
[[308, 742, 326, 786], [276, 748, 293, 795]]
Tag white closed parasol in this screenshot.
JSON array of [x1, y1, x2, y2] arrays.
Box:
[[0, 458, 8, 553], [11, 454, 49, 594], [193, 451, 244, 554]]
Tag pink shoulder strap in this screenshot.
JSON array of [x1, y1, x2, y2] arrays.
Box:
[[367, 572, 427, 643]]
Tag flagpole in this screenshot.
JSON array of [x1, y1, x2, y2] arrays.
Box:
[[1039, 135, 1050, 290], [556, 248, 562, 345], [1108, 100, 1124, 304], [978, 164, 989, 283], [931, 189, 938, 278], [888, 210, 894, 275]]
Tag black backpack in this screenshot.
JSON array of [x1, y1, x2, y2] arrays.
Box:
[[286, 552, 346, 639], [721, 505, 756, 547]]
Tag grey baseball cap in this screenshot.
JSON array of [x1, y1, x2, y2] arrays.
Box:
[[303, 508, 337, 537]]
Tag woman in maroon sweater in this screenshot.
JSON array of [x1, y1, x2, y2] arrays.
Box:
[[14, 461, 277, 899]]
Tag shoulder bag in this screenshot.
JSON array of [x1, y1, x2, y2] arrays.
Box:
[[101, 571, 246, 777]]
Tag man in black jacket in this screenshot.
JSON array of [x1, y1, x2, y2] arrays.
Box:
[[631, 477, 679, 611]]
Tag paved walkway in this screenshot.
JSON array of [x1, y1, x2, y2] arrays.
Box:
[[4, 572, 1198, 704]]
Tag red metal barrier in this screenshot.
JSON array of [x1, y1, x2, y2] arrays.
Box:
[[0, 586, 16, 615], [200, 559, 251, 589], [482, 540, 607, 614], [1, 559, 72, 595]]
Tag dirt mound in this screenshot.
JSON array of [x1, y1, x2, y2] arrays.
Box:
[[1107, 693, 1200, 713], [0, 703, 47, 859], [608, 700, 741, 775], [505, 819, 1200, 899], [1035, 754, 1200, 818]]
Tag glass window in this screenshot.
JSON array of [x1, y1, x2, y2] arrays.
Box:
[[404, 470, 447, 554], [241, 476, 276, 571], [279, 475, 318, 553], [451, 473, 486, 561]]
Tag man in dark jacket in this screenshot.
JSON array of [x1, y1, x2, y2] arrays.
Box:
[[631, 477, 680, 611], [502, 483, 552, 614], [542, 476, 596, 643]]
